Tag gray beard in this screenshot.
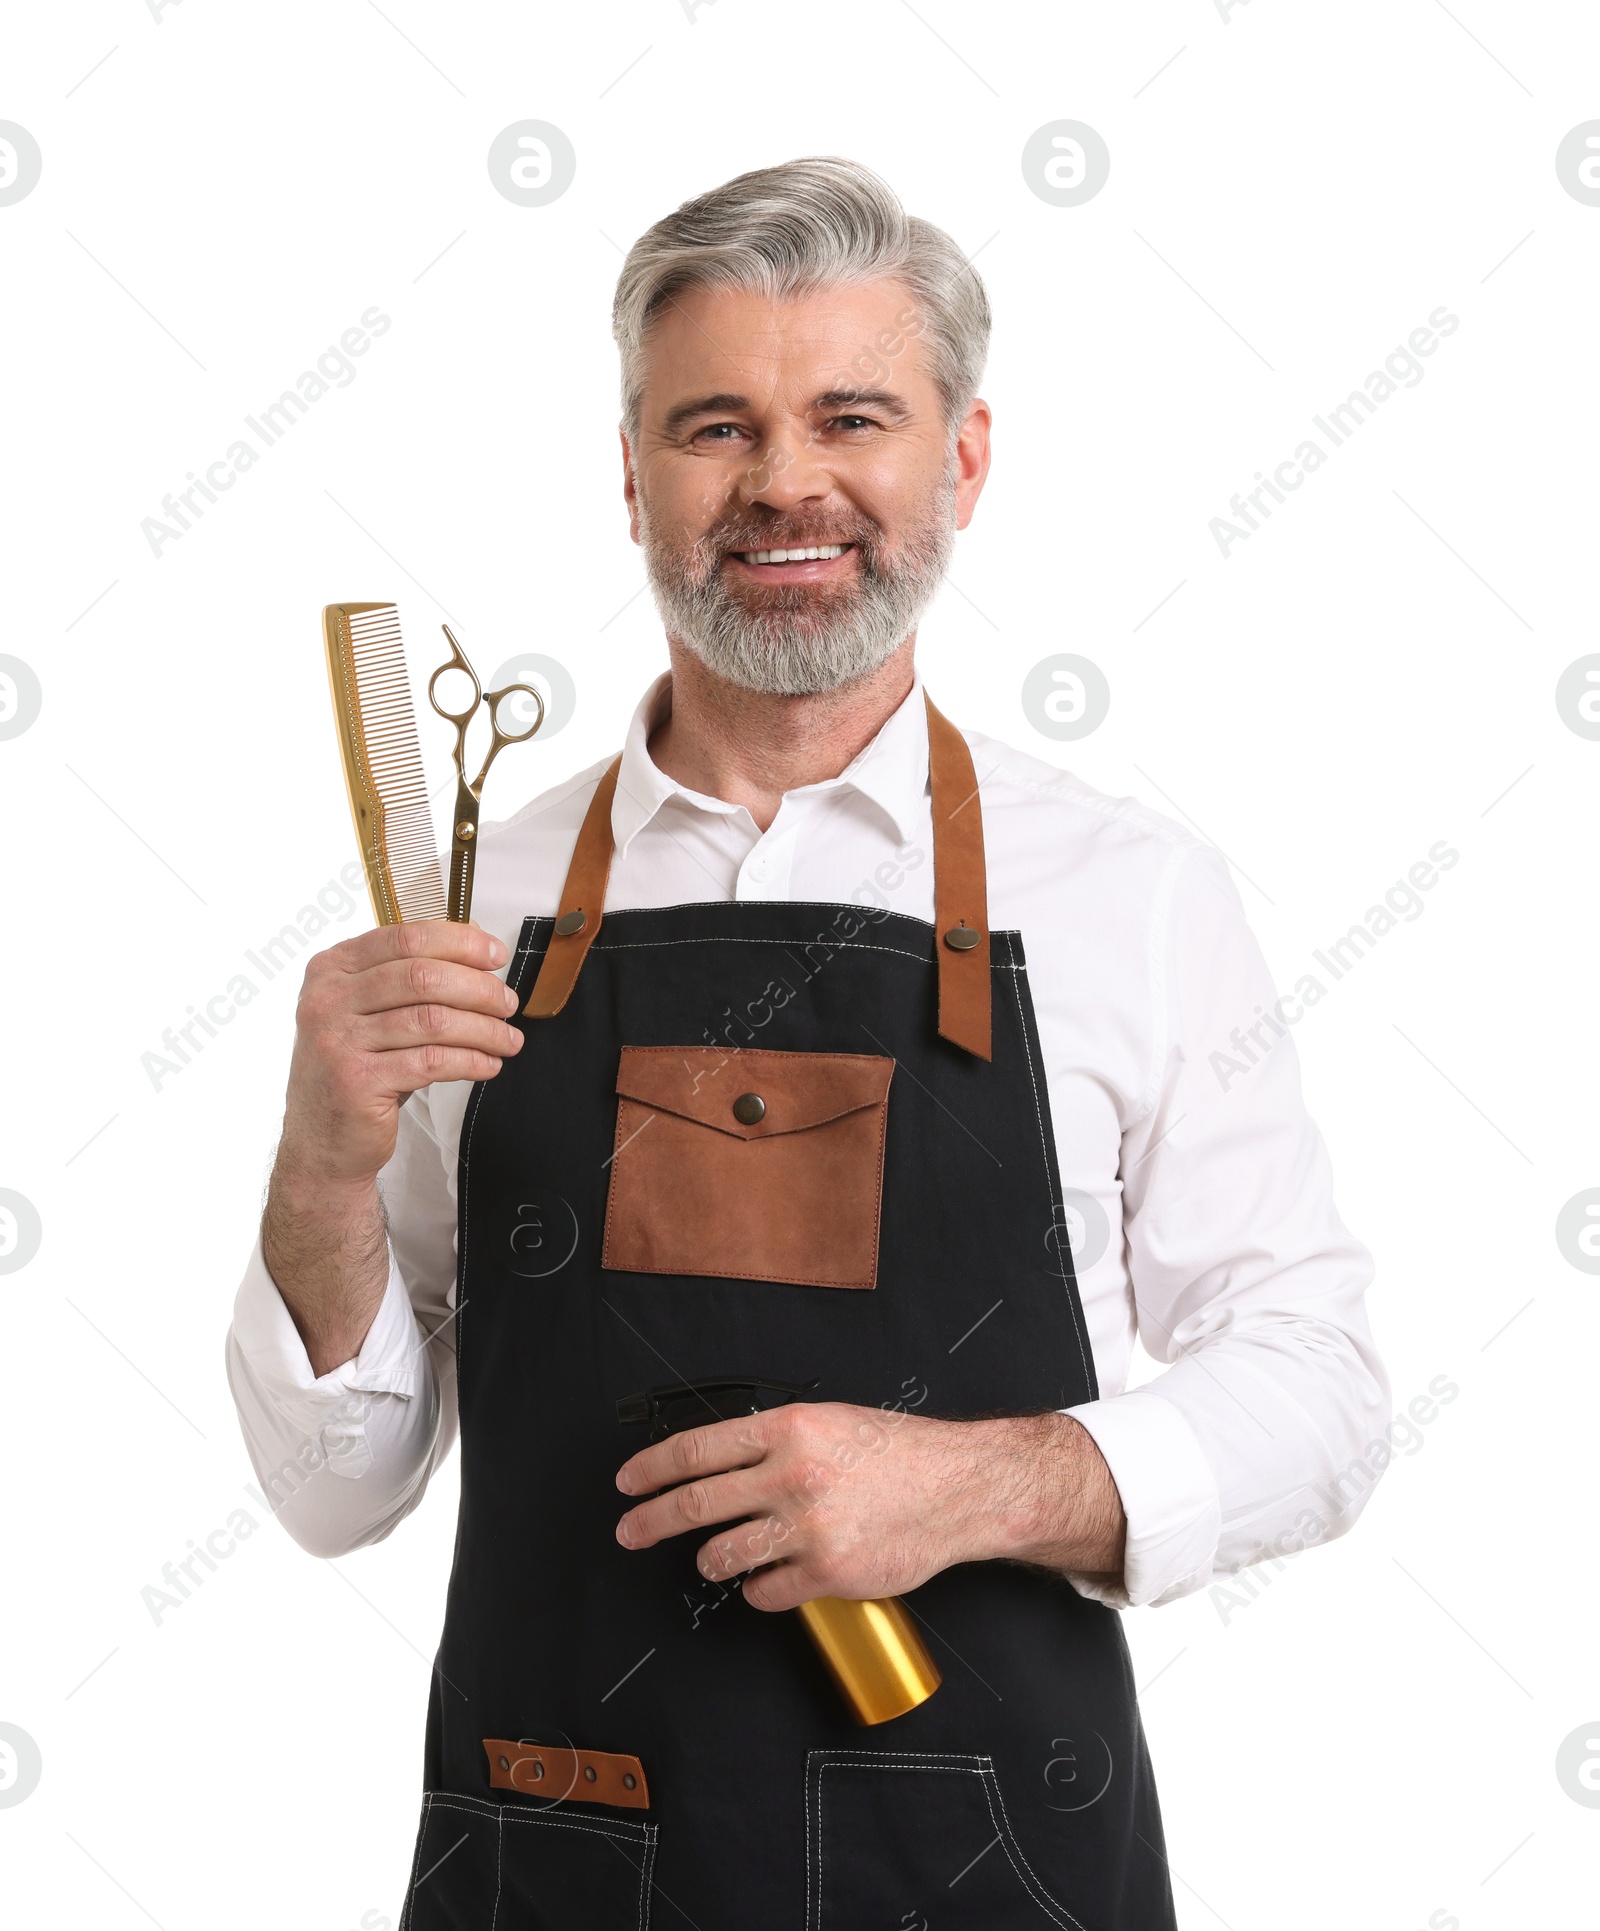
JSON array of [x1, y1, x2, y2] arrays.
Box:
[[637, 473, 957, 697]]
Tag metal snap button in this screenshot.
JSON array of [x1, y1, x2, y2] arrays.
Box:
[[622, 1772, 637, 1790], [732, 1092, 766, 1125], [583, 1764, 597, 1782], [943, 925, 981, 951], [554, 909, 586, 936], [531, 1761, 544, 1779], [498, 1755, 510, 1771]]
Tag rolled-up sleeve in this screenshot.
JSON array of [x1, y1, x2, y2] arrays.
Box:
[[224, 1090, 461, 1559], [1066, 840, 1391, 1608]]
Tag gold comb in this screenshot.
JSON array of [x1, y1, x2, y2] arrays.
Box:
[[323, 601, 449, 926]]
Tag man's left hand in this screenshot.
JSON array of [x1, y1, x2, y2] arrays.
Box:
[[614, 1402, 1126, 1611]]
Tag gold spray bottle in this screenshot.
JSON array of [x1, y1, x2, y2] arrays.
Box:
[[617, 1376, 942, 1724]]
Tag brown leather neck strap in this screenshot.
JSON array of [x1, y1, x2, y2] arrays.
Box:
[[521, 755, 620, 1018], [522, 691, 991, 1059], [923, 692, 992, 1061]]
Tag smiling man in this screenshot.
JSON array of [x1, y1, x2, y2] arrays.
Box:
[[227, 157, 1388, 1928]]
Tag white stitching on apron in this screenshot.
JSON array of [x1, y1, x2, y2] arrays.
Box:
[[1002, 929, 1094, 1399]]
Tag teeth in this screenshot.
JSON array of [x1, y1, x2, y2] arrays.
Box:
[[738, 544, 847, 564]]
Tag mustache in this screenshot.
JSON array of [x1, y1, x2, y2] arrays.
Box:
[[703, 515, 882, 558]]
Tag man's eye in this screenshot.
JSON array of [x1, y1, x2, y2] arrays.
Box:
[[693, 423, 748, 443], [830, 415, 876, 432]]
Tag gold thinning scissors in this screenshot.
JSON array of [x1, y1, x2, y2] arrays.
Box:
[[427, 624, 545, 923]]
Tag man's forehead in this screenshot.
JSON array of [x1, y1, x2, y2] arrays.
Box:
[[639, 277, 932, 407]]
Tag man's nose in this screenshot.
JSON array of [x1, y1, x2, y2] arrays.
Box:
[[735, 422, 833, 514]]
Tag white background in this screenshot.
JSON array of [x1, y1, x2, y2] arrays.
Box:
[[2, 2, 1597, 1926]]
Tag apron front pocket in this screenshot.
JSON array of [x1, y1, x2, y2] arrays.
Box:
[[603, 1047, 894, 1289], [402, 1790, 657, 1931], [805, 1750, 1081, 1931]]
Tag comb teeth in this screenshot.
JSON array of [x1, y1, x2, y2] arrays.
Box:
[[326, 602, 447, 924]]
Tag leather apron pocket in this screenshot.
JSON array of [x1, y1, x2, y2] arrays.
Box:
[[602, 1047, 894, 1289], [805, 1751, 1080, 1930], [402, 1790, 657, 1930]]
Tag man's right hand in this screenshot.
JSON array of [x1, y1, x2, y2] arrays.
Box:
[[276, 919, 523, 1186], [260, 920, 523, 1377]]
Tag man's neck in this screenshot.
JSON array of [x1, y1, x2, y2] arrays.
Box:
[[647, 636, 917, 832]]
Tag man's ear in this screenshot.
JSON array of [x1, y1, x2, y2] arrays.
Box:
[[952, 398, 992, 533], [620, 426, 641, 545]]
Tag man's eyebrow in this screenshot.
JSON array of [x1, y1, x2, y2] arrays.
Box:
[[812, 389, 913, 422], [658, 387, 916, 435], [660, 393, 751, 435]]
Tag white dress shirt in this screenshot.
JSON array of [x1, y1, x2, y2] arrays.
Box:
[[225, 669, 1390, 1609]]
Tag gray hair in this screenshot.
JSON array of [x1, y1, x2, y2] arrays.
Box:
[[612, 156, 990, 441]]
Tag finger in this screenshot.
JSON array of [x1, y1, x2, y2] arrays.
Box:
[[616, 1415, 770, 1498], [615, 1469, 775, 1552], [344, 1002, 525, 1061], [739, 1553, 819, 1614], [351, 954, 523, 1022], [319, 1029, 518, 1096], [338, 918, 510, 977], [694, 1512, 802, 1583], [382, 1043, 518, 1092]]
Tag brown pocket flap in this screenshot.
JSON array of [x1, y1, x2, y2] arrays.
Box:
[[614, 1046, 894, 1142]]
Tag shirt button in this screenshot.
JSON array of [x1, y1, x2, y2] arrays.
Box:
[[748, 858, 770, 882]]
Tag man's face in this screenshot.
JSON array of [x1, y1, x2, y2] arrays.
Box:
[[623, 278, 990, 695]]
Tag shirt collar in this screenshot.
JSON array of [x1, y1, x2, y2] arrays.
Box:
[[611, 668, 930, 857]]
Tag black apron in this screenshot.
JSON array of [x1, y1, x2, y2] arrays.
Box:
[[399, 696, 1176, 1930]]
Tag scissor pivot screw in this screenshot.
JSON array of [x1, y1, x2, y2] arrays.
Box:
[[455, 820, 476, 841]]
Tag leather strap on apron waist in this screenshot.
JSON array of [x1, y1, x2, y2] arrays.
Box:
[[481, 1738, 650, 1810], [522, 690, 991, 1059]]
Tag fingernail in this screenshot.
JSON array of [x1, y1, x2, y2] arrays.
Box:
[[489, 938, 508, 964]]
